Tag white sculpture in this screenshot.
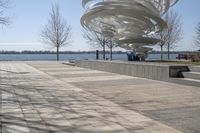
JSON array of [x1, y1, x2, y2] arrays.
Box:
[[81, 0, 179, 60]]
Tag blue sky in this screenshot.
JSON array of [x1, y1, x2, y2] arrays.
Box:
[[0, 0, 199, 51]]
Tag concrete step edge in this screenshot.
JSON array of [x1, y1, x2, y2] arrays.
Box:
[[183, 71, 200, 75], [189, 66, 200, 72], [182, 72, 200, 80], [170, 78, 200, 87]]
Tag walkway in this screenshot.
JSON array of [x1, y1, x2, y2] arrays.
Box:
[[1, 61, 200, 133]]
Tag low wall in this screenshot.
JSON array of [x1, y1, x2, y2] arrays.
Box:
[[75, 60, 189, 82]]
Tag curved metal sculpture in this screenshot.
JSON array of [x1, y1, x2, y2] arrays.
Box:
[[81, 0, 179, 59]]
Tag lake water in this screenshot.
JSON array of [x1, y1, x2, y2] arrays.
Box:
[[0, 53, 178, 61]]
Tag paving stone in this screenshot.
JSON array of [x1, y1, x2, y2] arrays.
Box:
[[1, 62, 193, 133]]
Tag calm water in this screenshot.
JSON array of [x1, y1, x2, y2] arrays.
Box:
[[0, 53, 178, 61]]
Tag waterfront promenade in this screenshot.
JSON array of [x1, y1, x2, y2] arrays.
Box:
[[1, 61, 200, 133]]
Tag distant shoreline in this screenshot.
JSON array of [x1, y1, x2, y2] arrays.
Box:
[[0, 51, 124, 54], [0, 50, 199, 54]]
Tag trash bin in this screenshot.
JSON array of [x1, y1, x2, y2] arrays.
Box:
[[96, 50, 99, 60]]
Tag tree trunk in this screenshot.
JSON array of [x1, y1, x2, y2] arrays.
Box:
[[110, 47, 113, 60], [56, 46, 59, 61], [167, 43, 170, 60], [161, 45, 163, 61], [103, 44, 105, 60]]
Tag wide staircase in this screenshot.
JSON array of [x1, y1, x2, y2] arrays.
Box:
[[173, 66, 200, 87]]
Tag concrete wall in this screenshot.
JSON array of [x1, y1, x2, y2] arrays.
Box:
[[75, 60, 189, 82]]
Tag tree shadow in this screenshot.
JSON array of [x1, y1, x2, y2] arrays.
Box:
[[0, 71, 128, 133], [1, 114, 86, 133], [0, 69, 29, 74], [0, 83, 125, 133]]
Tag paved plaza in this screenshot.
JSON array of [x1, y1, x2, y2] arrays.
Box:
[[1, 62, 200, 133]]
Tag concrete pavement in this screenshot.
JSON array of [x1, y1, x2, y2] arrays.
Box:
[[1, 61, 200, 133]]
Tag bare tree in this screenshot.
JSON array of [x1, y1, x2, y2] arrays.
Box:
[[106, 39, 118, 60], [157, 10, 182, 60], [82, 29, 110, 60], [157, 31, 168, 61], [41, 4, 72, 61], [194, 22, 200, 49], [165, 11, 182, 59], [0, 0, 10, 26]]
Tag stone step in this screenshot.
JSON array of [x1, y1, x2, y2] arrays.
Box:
[[170, 78, 200, 87], [189, 66, 200, 72], [62, 62, 75, 66], [183, 72, 200, 80]]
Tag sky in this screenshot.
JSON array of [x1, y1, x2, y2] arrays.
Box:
[[0, 0, 199, 51]]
